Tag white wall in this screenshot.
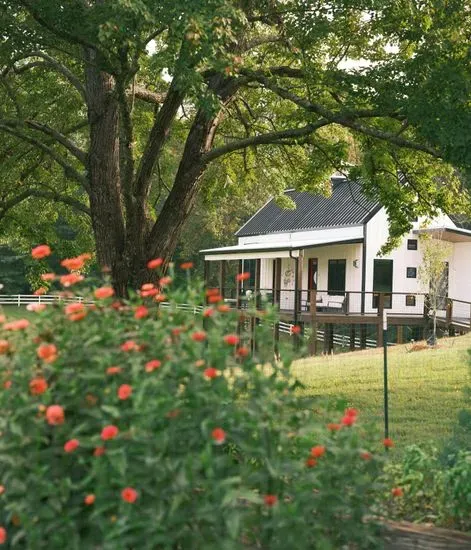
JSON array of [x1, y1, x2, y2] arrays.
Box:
[[449, 243, 471, 316], [239, 225, 363, 246]]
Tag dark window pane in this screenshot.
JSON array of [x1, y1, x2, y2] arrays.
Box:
[[373, 259, 393, 292], [407, 239, 418, 250], [328, 259, 346, 296], [406, 267, 417, 278], [406, 295, 416, 307]]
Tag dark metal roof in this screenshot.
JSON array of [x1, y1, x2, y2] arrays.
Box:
[[236, 178, 381, 237]]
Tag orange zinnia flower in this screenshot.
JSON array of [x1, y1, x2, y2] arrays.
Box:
[[383, 438, 394, 448], [61, 256, 86, 271], [310, 445, 326, 458], [106, 366, 122, 375], [134, 305, 149, 319], [180, 262, 194, 270], [211, 427, 226, 444], [117, 384, 132, 400], [0, 526, 6, 544], [145, 359, 161, 372], [41, 273, 56, 282], [204, 367, 218, 380], [64, 439, 80, 453], [263, 494, 278, 507], [101, 425, 119, 440], [31, 244, 51, 259], [191, 331, 207, 342], [121, 487, 138, 503], [0, 340, 9, 355], [147, 258, 163, 269], [60, 273, 84, 287], [29, 377, 48, 395], [84, 494, 95, 505], [94, 286, 115, 299], [3, 319, 30, 331], [223, 334, 239, 346], [37, 343, 58, 363], [46, 405, 65, 425], [391, 487, 403, 497]]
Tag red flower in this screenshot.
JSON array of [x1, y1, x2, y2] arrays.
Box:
[[203, 308, 214, 318], [327, 423, 341, 432], [29, 377, 48, 395], [121, 487, 138, 503], [46, 405, 65, 426], [206, 288, 220, 297], [65, 303, 85, 316], [383, 438, 394, 448], [217, 304, 230, 312], [93, 446, 106, 457], [236, 346, 250, 358], [61, 256, 86, 271], [141, 287, 158, 297], [236, 272, 250, 282], [180, 262, 194, 270], [211, 427, 226, 444], [223, 334, 239, 346], [341, 414, 356, 427], [3, 381, 11, 390], [121, 340, 139, 352], [310, 445, 326, 458], [0, 526, 6, 544], [204, 367, 218, 379], [117, 384, 132, 400], [305, 457, 317, 468], [26, 303, 46, 312], [94, 286, 115, 299], [41, 272, 56, 282], [345, 408, 359, 418], [37, 343, 58, 363], [141, 283, 154, 291], [0, 486, 5, 495], [64, 439, 80, 453], [31, 244, 51, 259], [155, 293, 167, 302], [134, 305, 149, 319], [159, 276, 172, 286], [0, 340, 9, 355], [263, 494, 278, 507], [208, 294, 223, 304], [106, 366, 122, 375], [360, 451, 373, 461], [145, 359, 161, 372], [147, 257, 163, 269], [191, 331, 207, 342], [70, 311, 87, 322], [60, 273, 84, 287], [101, 425, 119, 440], [84, 494, 95, 505], [4, 319, 30, 331], [34, 287, 47, 296], [391, 487, 403, 497], [291, 325, 301, 335]]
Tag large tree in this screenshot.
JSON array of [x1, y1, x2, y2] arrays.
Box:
[[1, 0, 470, 293]]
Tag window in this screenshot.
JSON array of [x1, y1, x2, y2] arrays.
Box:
[[327, 259, 346, 296], [406, 267, 417, 278], [407, 239, 418, 250], [406, 295, 416, 307], [242, 259, 256, 288], [372, 259, 393, 309]]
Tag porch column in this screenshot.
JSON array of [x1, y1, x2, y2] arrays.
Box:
[[251, 259, 261, 354], [236, 259, 243, 309], [273, 258, 282, 359], [203, 260, 210, 288], [294, 251, 304, 325], [218, 260, 226, 298], [377, 293, 384, 347]]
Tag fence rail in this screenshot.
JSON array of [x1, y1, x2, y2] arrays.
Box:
[[0, 294, 89, 306]]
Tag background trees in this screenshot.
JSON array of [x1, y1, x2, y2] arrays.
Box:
[[1, 0, 470, 292]]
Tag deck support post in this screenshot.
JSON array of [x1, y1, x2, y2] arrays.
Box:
[[273, 258, 282, 359], [251, 259, 261, 354], [309, 289, 318, 355], [349, 324, 356, 351], [236, 260, 243, 309], [293, 251, 304, 349], [328, 324, 334, 354], [218, 260, 226, 299], [377, 293, 385, 347]]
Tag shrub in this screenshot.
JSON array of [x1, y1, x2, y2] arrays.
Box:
[[381, 445, 471, 531], [0, 257, 387, 549]]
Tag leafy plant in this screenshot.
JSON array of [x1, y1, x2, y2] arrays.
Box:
[[0, 252, 388, 549]]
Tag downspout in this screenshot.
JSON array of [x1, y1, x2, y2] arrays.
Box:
[[361, 223, 367, 314]]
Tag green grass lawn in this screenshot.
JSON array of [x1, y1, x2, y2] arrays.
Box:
[[0, 305, 35, 320], [292, 335, 470, 451]]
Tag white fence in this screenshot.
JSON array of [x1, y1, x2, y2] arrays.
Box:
[[0, 294, 88, 306]]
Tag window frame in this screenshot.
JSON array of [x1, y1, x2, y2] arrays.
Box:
[[407, 239, 418, 250], [327, 259, 346, 296], [406, 267, 417, 278]]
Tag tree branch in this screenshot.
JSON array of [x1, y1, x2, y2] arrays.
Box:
[[0, 187, 90, 222], [202, 121, 329, 163], [5, 51, 87, 100], [132, 85, 166, 105], [1, 119, 87, 164], [0, 124, 89, 190]]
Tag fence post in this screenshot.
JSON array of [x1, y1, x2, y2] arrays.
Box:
[[349, 324, 356, 351], [38, 294, 41, 304], [17, 295, 21, 307], [344, 291, 350, 315]]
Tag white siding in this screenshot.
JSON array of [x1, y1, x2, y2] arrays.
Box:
[[239, 225, 363, 246]]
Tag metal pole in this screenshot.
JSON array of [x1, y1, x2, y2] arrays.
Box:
[[383, 309, 389, 440]]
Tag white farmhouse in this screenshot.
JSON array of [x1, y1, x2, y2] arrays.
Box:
[[201, 176, 471, 347]]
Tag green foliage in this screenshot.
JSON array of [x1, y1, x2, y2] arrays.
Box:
[[0, 272, 387, 549], [381, 445, 471, 532]]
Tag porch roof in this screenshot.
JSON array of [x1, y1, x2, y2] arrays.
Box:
[[413, 226, 471, 243], [201, 236, 363, 261]]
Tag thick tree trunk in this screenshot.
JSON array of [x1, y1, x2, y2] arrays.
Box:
[[84, 50, 128, 295]]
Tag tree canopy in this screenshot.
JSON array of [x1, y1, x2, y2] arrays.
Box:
[[1, 0, 470, 290]]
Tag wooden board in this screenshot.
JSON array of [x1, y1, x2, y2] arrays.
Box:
[[383, 521, 471, 550]]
